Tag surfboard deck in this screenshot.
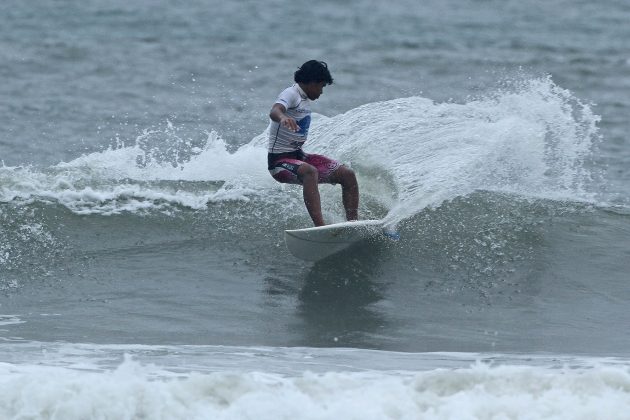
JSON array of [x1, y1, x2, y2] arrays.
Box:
[[284, 219, 384, 261]]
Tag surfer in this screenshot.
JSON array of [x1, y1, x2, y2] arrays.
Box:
[[267, 60, 359, 226]]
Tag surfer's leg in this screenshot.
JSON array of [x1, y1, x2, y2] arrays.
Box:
[[297, 163, 325, 226], [330, 165, 359, 221], [268, 157, 325, 226], [303, 154, 359, 222]]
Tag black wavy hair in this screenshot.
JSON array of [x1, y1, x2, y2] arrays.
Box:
[[294, 60, 334, 85]]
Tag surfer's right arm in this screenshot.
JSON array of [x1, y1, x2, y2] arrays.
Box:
[[270, 103, 299, 132]]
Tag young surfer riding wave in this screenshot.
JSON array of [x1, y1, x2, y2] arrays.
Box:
[[267, 60, 359, 226]]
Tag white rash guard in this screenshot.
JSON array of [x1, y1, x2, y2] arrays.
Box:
[[267, 84, 312, 154]]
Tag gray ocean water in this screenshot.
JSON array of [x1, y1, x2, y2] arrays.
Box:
[[2, 0, 630, 418]]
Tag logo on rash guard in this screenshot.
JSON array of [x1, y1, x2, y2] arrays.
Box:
[[296, 115, 311, 136]]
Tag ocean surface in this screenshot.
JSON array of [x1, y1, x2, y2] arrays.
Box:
[[2, 0, 630, 418]]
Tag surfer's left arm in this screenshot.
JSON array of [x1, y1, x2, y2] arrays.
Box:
[[270, 103, 298, 132]]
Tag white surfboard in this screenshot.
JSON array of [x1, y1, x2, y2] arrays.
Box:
[[284, 219, 384, 261]]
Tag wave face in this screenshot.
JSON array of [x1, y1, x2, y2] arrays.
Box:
[[1, 77, 604, 280], [0, 78, 610, 288]]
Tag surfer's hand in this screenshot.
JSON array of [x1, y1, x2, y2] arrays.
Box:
[[280, 116, 299, 132]]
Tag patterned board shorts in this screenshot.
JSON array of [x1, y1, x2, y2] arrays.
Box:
[[268, 152, 342, 185]]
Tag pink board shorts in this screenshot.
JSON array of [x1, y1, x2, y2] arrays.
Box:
[[268, 151, 342, 184]]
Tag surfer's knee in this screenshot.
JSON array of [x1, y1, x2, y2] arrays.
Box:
[[335, 166, 357, 188], [297, 163, 318, 183]]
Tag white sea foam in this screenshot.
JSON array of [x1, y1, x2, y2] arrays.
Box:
[[0, 131, 274, 214], [0, 357, 629, 420], [0, 315, 24, 327]]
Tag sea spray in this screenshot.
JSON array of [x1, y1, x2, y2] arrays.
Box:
[[303, 76, 600, 225]]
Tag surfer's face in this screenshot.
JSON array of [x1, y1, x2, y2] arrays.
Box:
[[302, 82, 327, 100]]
